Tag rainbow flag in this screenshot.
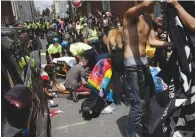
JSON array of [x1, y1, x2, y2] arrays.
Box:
[[88, 59, 113, 101]]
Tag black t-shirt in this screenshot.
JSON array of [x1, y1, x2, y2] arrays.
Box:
[[32, 37, 42, 50]]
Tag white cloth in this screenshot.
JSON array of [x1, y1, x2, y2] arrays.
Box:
[[52, 57, 76, 67], [101, 103, 120, 114]]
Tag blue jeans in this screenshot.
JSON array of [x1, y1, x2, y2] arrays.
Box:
[[124, 66, 154, 137]]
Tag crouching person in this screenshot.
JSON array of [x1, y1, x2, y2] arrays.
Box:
[[41, 70, 58, 107], [65, 53, 91, 102]]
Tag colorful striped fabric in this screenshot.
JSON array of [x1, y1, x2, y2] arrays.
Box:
[[88, 59, 112, 93]]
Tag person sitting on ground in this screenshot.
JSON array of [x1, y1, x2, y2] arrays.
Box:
[[64, 53, 91, 102], [47, 37, 62, 63], [41, 69, 58, 107], [41, 70, 53, 97]]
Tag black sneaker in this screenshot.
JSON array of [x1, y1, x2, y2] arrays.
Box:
[[139, 123, 149, 136], [50, 104, 58, 108], [121, 94, 131, 106], [72, 92, 78, 102]]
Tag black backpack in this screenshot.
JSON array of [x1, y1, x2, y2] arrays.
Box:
[[79, 94, 105, 120]]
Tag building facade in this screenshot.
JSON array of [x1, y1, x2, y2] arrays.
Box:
[[53, 1, 69, 18], [2, 1, 36, 25], [73, 1, 133, 17], [1, 1, 14, 25], [73, 1, 163, 20], [11, 1, 35, 21]]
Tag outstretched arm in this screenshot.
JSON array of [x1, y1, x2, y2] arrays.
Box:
[[124, 2, 156, 20], [168, 0, 195, 31], [148, 25, 173, 48]]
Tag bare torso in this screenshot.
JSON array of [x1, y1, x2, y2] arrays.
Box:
[[107, 28, 123, 52], [123, 14, 152, 59]]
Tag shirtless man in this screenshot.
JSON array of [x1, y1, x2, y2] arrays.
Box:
[[123, 1, 173, 137]]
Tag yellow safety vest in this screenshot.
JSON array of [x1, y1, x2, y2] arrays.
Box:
[[87, 29, 98, 41], [18, 56, 35, 69], [46, 22, 50, 29]]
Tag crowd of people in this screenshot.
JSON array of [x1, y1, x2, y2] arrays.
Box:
[[18, 1, 195, 137]]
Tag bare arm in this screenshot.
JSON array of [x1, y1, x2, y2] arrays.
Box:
[[125, 2, 156, 19], [81, 77, 87, 85], [43, 88, 52, 97], [107, 42, 112, 55], [168, 1, 195, 31], [148, 26, 173, 48]]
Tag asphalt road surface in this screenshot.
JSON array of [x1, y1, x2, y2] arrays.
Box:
[[39, 39, 141, 137]]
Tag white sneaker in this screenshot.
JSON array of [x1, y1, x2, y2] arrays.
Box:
[[101, 103, 120, 114]]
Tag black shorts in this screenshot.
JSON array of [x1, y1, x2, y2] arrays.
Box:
[[111, 51, 124, 73]]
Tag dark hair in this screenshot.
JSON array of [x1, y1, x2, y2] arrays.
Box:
[[149, 57, 158, 67], [82, 50, 96, 70], [137, 0, 144, 4], [28, 33, 34, 39]]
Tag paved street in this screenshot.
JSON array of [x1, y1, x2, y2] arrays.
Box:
[[39, 39, 135, 137]]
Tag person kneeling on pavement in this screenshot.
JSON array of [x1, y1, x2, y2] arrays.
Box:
[[64, 42, 92, 63], [64, 53, 91, 102], [41, 70, 58, 107], [47, 37, 62, 63]]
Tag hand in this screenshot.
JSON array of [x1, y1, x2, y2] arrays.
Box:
[[167, 0, 179, 8], [48, 93, 53, 97]]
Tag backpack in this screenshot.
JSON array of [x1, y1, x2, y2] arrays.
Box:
[[79, 94, 105, 120], [150, 67, 164, 93]]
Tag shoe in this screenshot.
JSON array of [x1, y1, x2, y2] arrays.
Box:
[[121, 94, 131, 106], [101, 103, 120, 114], [139, 123, 149, 135], [72, 92, 78, 102], [62, 90, 70, 94], [50, 104, 58, 108]]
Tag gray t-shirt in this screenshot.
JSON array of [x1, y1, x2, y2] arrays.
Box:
[[64, 64, 89, 90]]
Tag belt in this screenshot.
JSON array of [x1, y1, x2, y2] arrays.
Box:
[[125, 64, 149, 72]]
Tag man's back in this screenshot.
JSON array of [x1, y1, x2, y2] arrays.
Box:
[[65, 64, 86, 89]]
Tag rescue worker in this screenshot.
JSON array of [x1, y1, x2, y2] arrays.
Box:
[[23, 21, 28, 30], [46, 21, 51, 37], [32, 21, 37, 35], [26, 20, 31, 33], [40, 20, 44, 39], [87, 24, 100, 54], [29, 21, 33, 33], [35, 20, 40, 37], [47, 37, 62, 62]]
